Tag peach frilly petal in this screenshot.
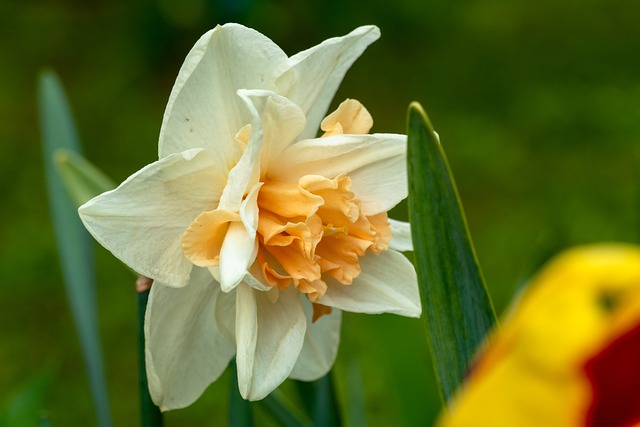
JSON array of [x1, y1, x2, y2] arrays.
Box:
[[321, 98, 373, 136], [258, 180, 323, 218], [181, 209, 240, 267]]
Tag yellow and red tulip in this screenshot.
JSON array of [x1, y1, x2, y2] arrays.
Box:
[[438, 244, 640, 427]]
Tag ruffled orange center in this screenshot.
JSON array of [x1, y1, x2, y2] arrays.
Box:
[[257, 173, 390, 303], [181, 99, 389, 320]]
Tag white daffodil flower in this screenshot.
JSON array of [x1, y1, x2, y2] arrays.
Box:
[[79, 23, 421, 409]]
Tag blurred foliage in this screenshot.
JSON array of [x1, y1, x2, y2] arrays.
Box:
[[2, 0, 640, 425], [38, 70, 113, 427]]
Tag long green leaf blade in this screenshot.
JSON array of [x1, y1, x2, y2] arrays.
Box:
[[229, 360, 253, 427], [344, 360, 366, 427], [257, 393, 311, 427], [407, 102, 497, 403], [136, 279, 163, 427], [294, 373, 342, 427], [38, 69, 112, 427], [309, 374, 341, 427]]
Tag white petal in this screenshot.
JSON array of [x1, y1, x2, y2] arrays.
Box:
[[208, 266, 220, 282], [218, 90, 304, 212], [258, 96, 306, 175], [217, 90, 267, 211], [273, 26, 380, 140], [240, 182, 262, 237], [218, 181, 262, 292], [78, 149, 222, 287], [158, 24, 287, 166], [219, 222, 258, 292], [318, 250, 421, 317], [289, 297, 342, 381], [145, 267, 235, 411], [215, 287, 236, 343], [272, 133, 407, 215], [348, 154, 407, 215], [241, 241, 275, 293], [235, 285, 306, 400], [243, 269, 273, 292], [389, 218, 413, 252]]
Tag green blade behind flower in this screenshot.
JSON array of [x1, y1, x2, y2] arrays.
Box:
[[136, 280, 163, 427], [256, 392, 311, 427], [230, 360, 254, 427], [344, 360, 366, 427], [54, 149, 116, 207], [294, 373, 341, 427], [406, 102, 497, 404], [38, 69, 113, 427], [310, 374, 341, 427]]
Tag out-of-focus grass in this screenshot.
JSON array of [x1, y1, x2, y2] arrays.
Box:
[[2, 0, 640, 425]]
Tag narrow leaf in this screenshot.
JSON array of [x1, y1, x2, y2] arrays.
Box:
[[344, 360, 366, 427], [294, 380, 314, 417], [54, 149, 115, 207], [38, 69, 112, 427], [257, 392, 311, 427], [230, 360, 253, 427], [314, 374, 341, 427], [295, 374, 341, 427], [136, 278, 163, 427], [406, 102, 497, 403]]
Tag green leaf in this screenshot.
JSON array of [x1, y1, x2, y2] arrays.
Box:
[[136, 283, 164, 427], [344, 360, 366, 427], [0, 372, 51, 427], [39, 415, 54, 427], [229, 360, 253, 427], [38, 69, 113, 427], [257, 392, 311, 427], [311, 374, 342, 427], [54, 149, 115, 207], [295, 373, 341, 427], [406, 102, 497, 403]]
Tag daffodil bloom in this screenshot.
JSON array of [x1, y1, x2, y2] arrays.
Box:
[[78, 24, 420, 409], [437, 244, 640, 427]]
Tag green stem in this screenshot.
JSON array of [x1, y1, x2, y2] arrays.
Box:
[[258, 393, 311, 427], [229, 360, 253, 427], [137, 276, 163, 427], [311, 374, 342, 427], [295, 373, 342, 427]]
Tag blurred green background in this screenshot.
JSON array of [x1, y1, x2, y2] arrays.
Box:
[[3, 0, 640, 425]]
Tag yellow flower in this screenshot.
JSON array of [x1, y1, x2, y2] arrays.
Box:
[[437, 244, 640, 427], [78, 24, 420, 409]]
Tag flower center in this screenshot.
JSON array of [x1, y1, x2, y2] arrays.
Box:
[[256, 174, 390, 303], [180, 98, 389, 320]]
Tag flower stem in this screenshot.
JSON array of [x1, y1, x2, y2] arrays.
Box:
[[258, 393, 312, 427], [295, 373, 342, 427], [230, 359, 253, 426], [311, 374, 342, 427], [136, 276, 163, 427]]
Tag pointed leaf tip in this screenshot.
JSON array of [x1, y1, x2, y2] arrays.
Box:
[[54, 148, 116, 207], [406, 101, 497, 404]]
